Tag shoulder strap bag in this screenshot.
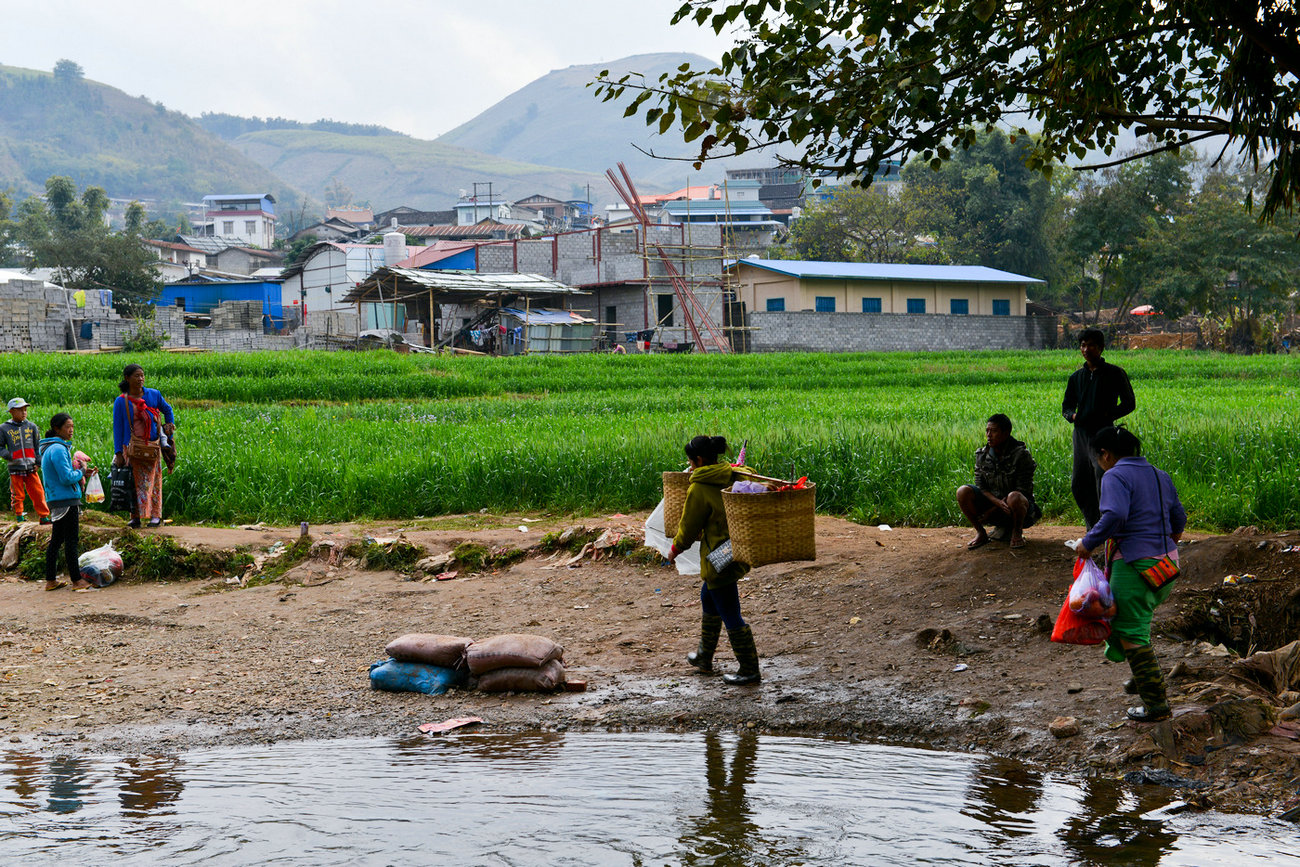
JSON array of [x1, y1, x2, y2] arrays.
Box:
[[1138, 467, 1180, 590]]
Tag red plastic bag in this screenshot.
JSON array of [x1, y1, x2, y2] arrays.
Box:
[[1051, 558, 1116, 645]]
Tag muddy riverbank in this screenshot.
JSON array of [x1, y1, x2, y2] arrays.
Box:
[[3, 514, 1299, 818]]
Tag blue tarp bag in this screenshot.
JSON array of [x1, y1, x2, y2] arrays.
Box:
[[368, 659, 466, 695]]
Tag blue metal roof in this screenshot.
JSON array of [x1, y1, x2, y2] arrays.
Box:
[[729, 258, 1043, 283]]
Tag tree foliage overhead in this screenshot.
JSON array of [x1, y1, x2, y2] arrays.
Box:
[[17, 176, 160, 313], [594, 1, 1300, 218]]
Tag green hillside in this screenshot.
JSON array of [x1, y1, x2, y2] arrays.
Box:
[[0, 64, 298, 211], [228, 128, 612, 211], [436, 53, 775, 190]]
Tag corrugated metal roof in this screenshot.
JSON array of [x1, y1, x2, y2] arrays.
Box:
[[177, 235, 239, 255], [400, 224, 527, 238], [662, 200, 773, 215], [500, 307, 595, 325], [729, 258, 1044, 283], [344, 267, 584, 304]]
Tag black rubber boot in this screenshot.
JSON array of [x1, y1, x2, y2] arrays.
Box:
[[722, 625, 761, 686], [688, 613, 723, 673], [1124, 644, 1171, 722]]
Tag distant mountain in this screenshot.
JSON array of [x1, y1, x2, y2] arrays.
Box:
[[0, 64, 298, 213], [226, 128, 612, 212], [437, 53, 777, 191]]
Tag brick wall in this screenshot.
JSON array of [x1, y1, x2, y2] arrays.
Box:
[[748, 311, 1057, 352]]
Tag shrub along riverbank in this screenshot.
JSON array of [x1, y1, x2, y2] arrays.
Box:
[[2, 350, 1296, 528]]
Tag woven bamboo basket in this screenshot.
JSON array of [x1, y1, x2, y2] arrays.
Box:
[[722, 483, 816, 567], [662, 471, 693, 536]]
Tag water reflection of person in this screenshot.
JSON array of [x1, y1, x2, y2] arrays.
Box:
[[47, 755, 89, 814], [116, 756, 185, 815], [675, 731, 760, 864], [1058, 777, 1178, 866], [3, 750, 45, 805], [962, 757, 1045, 841]]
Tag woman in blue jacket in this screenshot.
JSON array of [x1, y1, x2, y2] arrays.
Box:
[[39, 413, 94, 591], [112, 363, 175, 529], [1075, 426, 1186, 723]]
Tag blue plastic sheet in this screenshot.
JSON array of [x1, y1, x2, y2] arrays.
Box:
[[368, 659, 466, 695]]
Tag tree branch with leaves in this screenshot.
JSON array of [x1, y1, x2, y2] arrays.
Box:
[[593, 1, 1300, 219]]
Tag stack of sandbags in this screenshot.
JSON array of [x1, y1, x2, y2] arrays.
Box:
[[466, 633, 566, 693], [369, 633, 473, 695]]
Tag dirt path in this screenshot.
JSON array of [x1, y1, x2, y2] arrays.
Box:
[[3, 514, 1299, 817]]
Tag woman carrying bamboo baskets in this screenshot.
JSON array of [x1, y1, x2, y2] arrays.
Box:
[[668, 435, 760, 686]]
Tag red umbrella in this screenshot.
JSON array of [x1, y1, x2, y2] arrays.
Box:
[[1129, 304, 1157, 315]]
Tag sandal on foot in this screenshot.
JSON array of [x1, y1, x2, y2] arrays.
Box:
[[967, 535, 991, 550], [44, 581, 67, 591], [1009, 536, 1027, 549]]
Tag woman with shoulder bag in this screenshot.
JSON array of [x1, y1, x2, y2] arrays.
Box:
[[39, 413, 96, 591], [667, 435, 761, 686], [1074, 426, 1186, 722], [112, 364, 175, 529]]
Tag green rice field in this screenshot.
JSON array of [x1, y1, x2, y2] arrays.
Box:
[[2, 350, 1296, 530]]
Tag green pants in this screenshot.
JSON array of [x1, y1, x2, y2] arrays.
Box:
[[1104, 557, 1176, 663]]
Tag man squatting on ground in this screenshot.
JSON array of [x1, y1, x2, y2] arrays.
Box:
[[1, 397, 51, 524], [957, 413, 1042, 550], [1062, 329, 1135, 529]]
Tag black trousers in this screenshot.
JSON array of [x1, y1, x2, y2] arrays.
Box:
[[45, 507, 79, 584], [1071, 426, 1106, 529]]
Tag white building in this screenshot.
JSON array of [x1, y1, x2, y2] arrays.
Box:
[[278, 241, 394, 317], [202, 194, 277, 249]]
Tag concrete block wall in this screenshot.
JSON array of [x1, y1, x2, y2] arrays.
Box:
[[210, 300, 262, 331], [476, 225, 728, 288], [748, 311, 1056, 352], [182, 330, 297, 351], [590, 286, 648, 342]]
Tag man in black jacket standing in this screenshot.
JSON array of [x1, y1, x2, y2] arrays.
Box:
[[1062, 329, 1136, 528]]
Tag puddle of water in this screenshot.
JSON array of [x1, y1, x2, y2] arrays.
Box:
[[0, 732, 1295, 866]]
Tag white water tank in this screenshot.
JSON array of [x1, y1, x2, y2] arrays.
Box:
[[383, 231, 408, 267]]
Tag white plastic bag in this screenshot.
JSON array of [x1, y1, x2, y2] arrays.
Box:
[[645, 498, 701, 575], [1068, 557, 1116, 620], [78, 542, 124, 587], [84, 470, 105, 504]]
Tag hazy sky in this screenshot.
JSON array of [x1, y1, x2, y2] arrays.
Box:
[[0, 0, 736, 139]]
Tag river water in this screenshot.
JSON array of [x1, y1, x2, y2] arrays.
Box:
[[1, 732, 1295, 866]]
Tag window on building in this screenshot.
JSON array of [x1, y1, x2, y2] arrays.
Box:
[[907, 298, 926, 314], [245, 220, 257, 235], [862, 297, 882, 313], [992, 299, 1011, 316], [656, 293, 675, 327], [814, 296, 836, 313], [604, 305, 617, 324], [175, 297, 185, 311], [765, 298, 785, 312], [222, 221, 235, 234], [950, 298, 969, 315]]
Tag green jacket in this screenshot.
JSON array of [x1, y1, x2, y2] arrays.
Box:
[[672, 461, 752, 588]]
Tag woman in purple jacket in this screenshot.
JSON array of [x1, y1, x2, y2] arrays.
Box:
[[1075, 426, 1186, 722]]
